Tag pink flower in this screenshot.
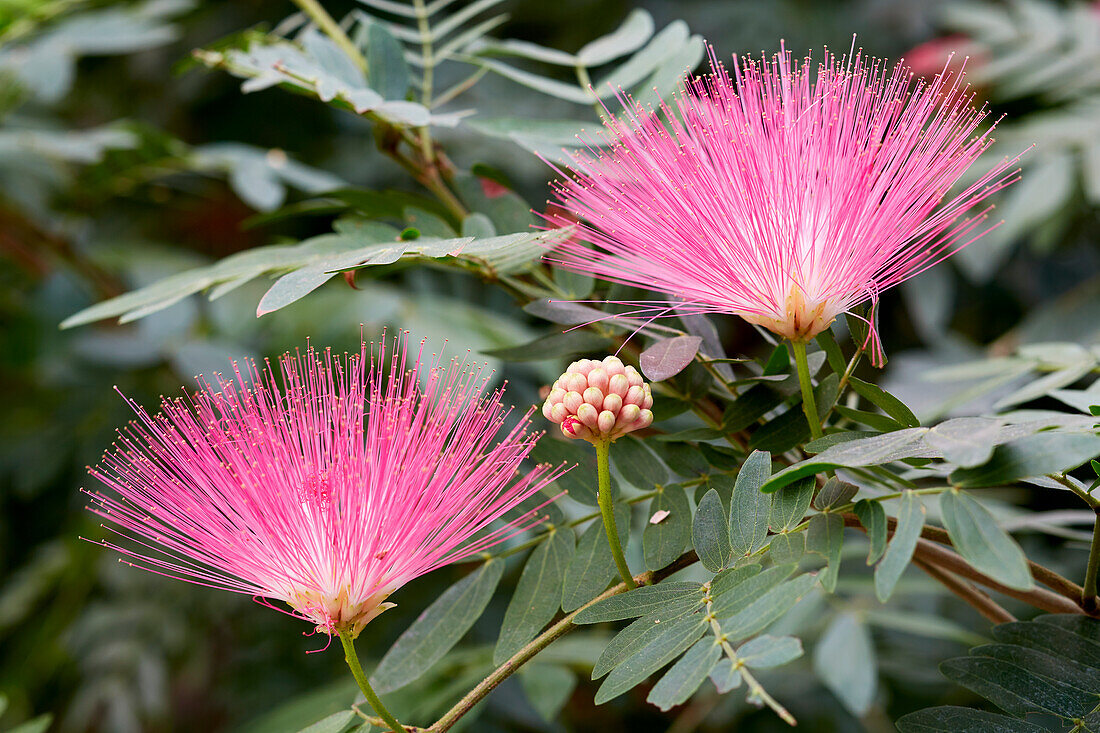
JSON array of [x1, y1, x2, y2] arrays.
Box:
[[542, 356, 653, 443], [545, 44, 1023, 362], [85, 333, 564, 638]]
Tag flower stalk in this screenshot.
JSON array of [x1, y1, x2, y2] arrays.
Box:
[[596, 438, 636, 590], [791, 340, 824, 441], [339, 630, 406, 733]]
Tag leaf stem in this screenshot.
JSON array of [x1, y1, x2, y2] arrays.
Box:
[[1083, 507, 1100, 614], [291, 0, 368, 74], [597, 439, 636, 589], [703, 584, 796, 725], [790, 339, 824, 441], [338, 630, 406, 733]]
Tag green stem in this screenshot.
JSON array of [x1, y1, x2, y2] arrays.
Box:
[[291, 0, 368, 74], [791, 339, 824, 441], [596, 439, 636, 589], [1084, 508, 1100, 614], [338, 630, 405, 733]]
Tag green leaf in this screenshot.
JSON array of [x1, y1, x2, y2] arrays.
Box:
[[814, 476, 858, 511], [7, 716, 52, 733], [874, 491, 925, 602], [643, 484, 691, 571], [816, 329, 847, 375], [896, 706, 1048, 733], [593, 610, 703, 678], [768, 476, 815, 532], [470, 37, 578, 65], [995, 619, 1100, 668], [613, 436, 668, 490], [710, 564, 792, 619], [494, 527, 574, 664], [594, 615, 708, 704], [729, 450, 772, 558], [646, 637, 722, 711], [925, 417, 1003, 468], [519, 663, 576, 722], [968, 644, 1100, 697], [813, 613, 876, 716], [481, 330, 614, 361], [661, 443, 709, 477], [709, 658, 742, 693], [834, 405, 907, 432], [630, 33, 704, 107], [761, 428, 931, 493], [574, 581, 704, 624], [707, 561, 758, 592], [769, 532, 804, 564], [724, 385, 785, 431], [736, 634, 804, 669], [577, 9, 655, 66], [371, 560, 503, 692], [940, 656, 1094, 719], [748, 374, 839, 453], [848, 376, 920, 427], [940, 490, 1033, 590], [719, 573, 818, 640], [463, 116, 592, 147], [527, 437, 601, 506], [854, 499, 888, 565], [366, 22, 410, 100], [949, 432, 1100, 488], [806, 513, 844, 592], [553, 265, 594, 299], [471, 57, 594, 103], [762, 343, 790, 375], [297, 711, 357, 733], [693, 488, 732, 572], [562, 503, 631, 612], [596, 20, 690, 92], [639, 335, 702, 381]]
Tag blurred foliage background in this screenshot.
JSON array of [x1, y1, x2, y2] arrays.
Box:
[[1, 0, 1098, 731]]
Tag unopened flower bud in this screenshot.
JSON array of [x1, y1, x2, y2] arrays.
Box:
[[543, 356, 654, 443]]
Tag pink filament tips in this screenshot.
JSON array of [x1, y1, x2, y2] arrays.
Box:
[[85, 332, 567, 639], [543, 356, 654, 443], [544, 43, 1023, 363]]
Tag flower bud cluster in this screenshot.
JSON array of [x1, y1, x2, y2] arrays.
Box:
[[542, 356, 653, 443]]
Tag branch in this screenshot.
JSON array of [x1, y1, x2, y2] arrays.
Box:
[[910, 519, 1085, 602], [843, 513, 1088, 611], [427, 551, 699, 732], [912, 557, 1016, 624], [912, 539, 1084, 615]]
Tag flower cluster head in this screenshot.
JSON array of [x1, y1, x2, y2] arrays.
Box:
[[545, 43, 1023, 364], [86, 332, 564, 639], [542, 356, 653, 443]]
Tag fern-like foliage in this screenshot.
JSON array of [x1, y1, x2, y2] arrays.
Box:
[[897, 614, 1100, 732]]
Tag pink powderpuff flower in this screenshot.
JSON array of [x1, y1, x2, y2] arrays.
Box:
[[544, 43, 1024, 363], [85, 332, 565, 639]]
